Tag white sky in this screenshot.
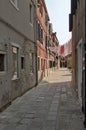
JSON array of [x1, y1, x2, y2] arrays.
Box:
[[45, 0, 71, 45]]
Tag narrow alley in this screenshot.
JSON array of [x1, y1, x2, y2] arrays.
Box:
[[0, 69, 85, 130]]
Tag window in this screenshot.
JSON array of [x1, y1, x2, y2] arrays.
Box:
[[45, 36, 48, 49], [37, 0, 40, 4], [40, 28, 43, 42], [45, 14, 48, 26], [10, 0, 19, 10], [39, 4, 43, 17], [0, 54, 5, 72], [49, 61, 53, 68], [30, 3, 33, 24], [37, 22, 43, 43], [41, 59, 44, 70], [21, 57, 24, 70], [12, 46, 19, 79], [38, 23, 40, 40], [38, 57, 40, 71]]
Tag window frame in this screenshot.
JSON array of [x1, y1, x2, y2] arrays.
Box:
[[39, 3, 43, 17], [37, 0, 40, 4], [0, 51, 6, 74], [11, 45, 19, 80], [37, 22, 43, 43], [21, 56, 24, 70], [38, 57, 40, 71]]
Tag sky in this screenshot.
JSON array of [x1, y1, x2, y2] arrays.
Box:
[[45, 0, 71, 45]]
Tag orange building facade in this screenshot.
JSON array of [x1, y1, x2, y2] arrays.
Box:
[[36, 0, 49, 81], [36, 0, 59, 82]]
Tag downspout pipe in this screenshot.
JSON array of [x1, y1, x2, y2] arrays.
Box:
[[83, 0, 86, 127], [34, 1, 38, 86]]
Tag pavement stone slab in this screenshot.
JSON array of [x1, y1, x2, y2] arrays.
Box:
[[0, 68, 85, 130]]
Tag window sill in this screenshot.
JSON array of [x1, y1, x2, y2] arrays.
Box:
[[10, 0, 19, 11], [12, 74, 19, 80], [12, 77, 19, 81], [30, 72, 34, 75]]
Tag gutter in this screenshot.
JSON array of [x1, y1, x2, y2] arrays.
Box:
[[34, 3, 38, 86]]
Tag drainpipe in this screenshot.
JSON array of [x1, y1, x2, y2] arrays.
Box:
[[83, 0, 86, 127], [34, 1, 38, 86], [8, 38, 12, 104], [84, 44, 86, 127], [83, 44, 86, 127]]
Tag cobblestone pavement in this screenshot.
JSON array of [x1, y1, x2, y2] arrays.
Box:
[[0, 68, 85, 130]]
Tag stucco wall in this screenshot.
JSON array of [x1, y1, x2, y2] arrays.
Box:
[[0, 0, 37, 109], [0, 0, 35, 41]]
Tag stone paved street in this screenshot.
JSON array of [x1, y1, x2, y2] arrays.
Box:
[[0, 68, 85, 130]]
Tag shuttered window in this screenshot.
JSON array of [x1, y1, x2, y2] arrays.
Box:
[[37, 22, 43, 43], [12, 46, 19, 79]]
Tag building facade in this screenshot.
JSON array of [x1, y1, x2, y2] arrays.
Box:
[[0, 0, 37, 110], [48, 32, 59, 70], [58, 39, 72, 68], [69, 0, 86, 125], [36, 0, 49, 81]]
